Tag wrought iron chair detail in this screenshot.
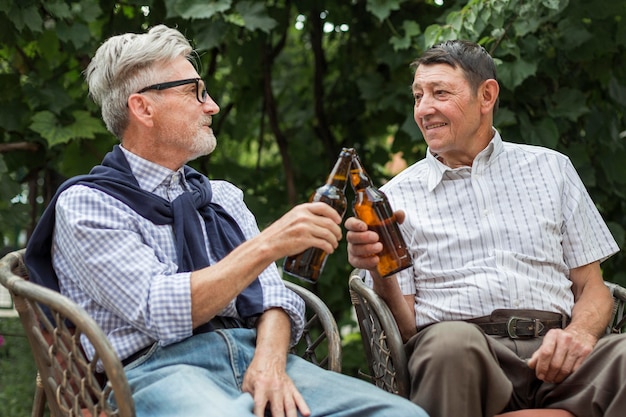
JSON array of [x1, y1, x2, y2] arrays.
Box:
[[349, 268, 626, 417], [0, 249, 342, 417]]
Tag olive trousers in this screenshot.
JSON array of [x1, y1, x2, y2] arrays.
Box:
[[405, 321, 626, 417]]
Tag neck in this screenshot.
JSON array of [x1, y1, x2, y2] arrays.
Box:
[[434, 127, 495, 168], [121, 136, 186, 171]]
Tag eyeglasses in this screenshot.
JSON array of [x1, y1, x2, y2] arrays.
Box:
[[137, 78, 208, 103]]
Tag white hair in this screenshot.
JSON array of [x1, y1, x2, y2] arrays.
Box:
[[84, 25, 194, 139]]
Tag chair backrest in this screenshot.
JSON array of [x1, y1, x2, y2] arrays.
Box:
[[0, 249, 135, 417], [0, 249, 343, 416], [349, 268, 626, 399]]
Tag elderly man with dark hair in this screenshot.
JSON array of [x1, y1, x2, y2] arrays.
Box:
[[346, 40, 625, 417]]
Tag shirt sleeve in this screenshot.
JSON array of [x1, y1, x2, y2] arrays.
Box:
[[560, 159, 620, 268], [53, 185, 194, 346], [207, 181, 306, 345]]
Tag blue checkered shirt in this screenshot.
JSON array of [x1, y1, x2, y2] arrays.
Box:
[[51, 146, 305, 367]]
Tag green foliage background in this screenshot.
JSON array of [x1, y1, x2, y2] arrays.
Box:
[[0, 317, 37, 417], [1, 0, 625, 411]]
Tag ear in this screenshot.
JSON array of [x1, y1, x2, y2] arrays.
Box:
[[479, 79, 499, 114], [127, 93, 155, 127]]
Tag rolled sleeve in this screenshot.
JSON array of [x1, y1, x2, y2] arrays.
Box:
[[211, 181, 306, 343], [258, 265, 306, 345]]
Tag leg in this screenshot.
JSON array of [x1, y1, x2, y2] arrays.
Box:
[[405, 321, 513, 417], [535, 333, 626, 417], [119, 328, 425, 417], [119, 329, 259, 417], [126, 363, 255, 417], [285, 354, 428, 417]]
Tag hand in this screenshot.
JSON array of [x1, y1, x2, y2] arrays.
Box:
[[527, 328, 597, 383], [345, 210, 405, 271], [261, 202, 343, 258], [242, 355, 310, 417]]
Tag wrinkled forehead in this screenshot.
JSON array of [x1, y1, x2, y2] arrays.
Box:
[[412, 63, 467, 91]]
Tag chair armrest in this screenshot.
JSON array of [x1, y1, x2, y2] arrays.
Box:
[[0, 249, 135, 417], [348, 269, 410, 398], [606, 281, 626, 334], [283, 280, 342, 373]]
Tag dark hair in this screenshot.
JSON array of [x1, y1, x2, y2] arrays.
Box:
[[412, 40, 498, 110]]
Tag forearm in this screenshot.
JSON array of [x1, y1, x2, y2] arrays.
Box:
[[568, 263, 614, 339], [191, 201, 341, 328], [254, 308, 291, 360], [528, 262, 613, 383], [190, 234, 278, 327], [244, 308, 311, 417], [371, 272, 417, 342]]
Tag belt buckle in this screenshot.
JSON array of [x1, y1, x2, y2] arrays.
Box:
[[506, 316, 544, 339]]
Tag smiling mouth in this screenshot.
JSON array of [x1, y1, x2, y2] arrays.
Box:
[[425, 122, 447, 130]]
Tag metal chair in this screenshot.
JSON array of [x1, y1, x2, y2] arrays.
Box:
[[0, 248, 342, 417], [0, 248, 133, 417], [349, 268, 626, 416], [284, 279, 342, 373]]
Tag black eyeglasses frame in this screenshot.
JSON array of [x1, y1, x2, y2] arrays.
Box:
[[137, 78, 208, 103]]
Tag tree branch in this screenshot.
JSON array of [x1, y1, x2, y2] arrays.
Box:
[[309, 7, 337, 161], [0, 142, 39, 153], [262, 25, 297, 205]]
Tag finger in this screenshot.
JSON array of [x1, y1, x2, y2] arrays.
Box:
[[348, 254, 381, 270], [344, 216, 369, 232], [549, 329, 594, 383], [551, 353, 576, 384], [281, 210, 342, 254], [268, 396, 286, 417], [395, 210, 406, 224], [293, 390, 311, 417], [253, 397, 270, 417], [302, 205, 345, 243], [529, 332, 558, 381], [544, 342, 567, 383], [346, 228, 381, 245], [309, 223, 342, 251], [348, 241, 383, 258], [306, 201, 342, 224]]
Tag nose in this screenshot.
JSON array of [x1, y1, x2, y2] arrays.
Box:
[[414, 94, 435, 120], [203, 95, 220, 114]]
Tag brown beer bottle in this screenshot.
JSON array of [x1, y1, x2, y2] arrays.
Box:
[[350, 153, 412, 277], [282, 148, 354, 283]]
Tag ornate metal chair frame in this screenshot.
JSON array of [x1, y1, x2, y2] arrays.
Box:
[[0, 249, 342, 417], [349, 268, 626, 401]]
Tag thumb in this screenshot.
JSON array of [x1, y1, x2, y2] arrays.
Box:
[[395, 210, 406, 224]]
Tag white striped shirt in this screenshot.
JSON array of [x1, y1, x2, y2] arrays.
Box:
[[52, 146, 305, 366], [378, 130, 619, 328]]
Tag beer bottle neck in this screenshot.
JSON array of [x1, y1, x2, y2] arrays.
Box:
[[326, 149, 353, 191], [350, 156, 373, 191]]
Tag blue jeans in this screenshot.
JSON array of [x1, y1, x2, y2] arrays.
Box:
[[117, 328, 426, 417]]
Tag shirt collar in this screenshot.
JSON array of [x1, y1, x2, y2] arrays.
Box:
[[425, 128, 503, 192], [119, 145, 186, 193]]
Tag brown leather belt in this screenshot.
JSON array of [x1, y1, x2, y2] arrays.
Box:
[[467, 309, 568, 339]]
